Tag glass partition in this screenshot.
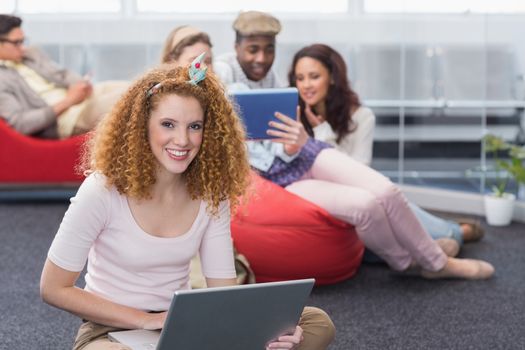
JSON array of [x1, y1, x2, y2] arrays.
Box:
[[394, 15, 489, 193], [481, 14, 525, 198]]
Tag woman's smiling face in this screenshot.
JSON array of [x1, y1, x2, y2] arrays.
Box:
[[148, 94, 204, 177], [294, 57, 331, 108]]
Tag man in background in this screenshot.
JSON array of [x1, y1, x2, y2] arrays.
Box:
[[214, 10, 285, 90], [0, 14, 127, 138]]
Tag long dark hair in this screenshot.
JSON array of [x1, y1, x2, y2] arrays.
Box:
[[288, 44, 361, 143]]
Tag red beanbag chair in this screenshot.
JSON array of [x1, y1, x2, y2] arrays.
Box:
[[0, 119, 87, 184], [231, 172, 364, 285]]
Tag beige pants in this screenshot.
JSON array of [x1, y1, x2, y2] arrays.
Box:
[[58, 80, 129, 138], [72, 306, 335, 350]]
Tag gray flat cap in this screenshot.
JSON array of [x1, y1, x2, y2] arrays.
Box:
[[233, 11, 281, 36]]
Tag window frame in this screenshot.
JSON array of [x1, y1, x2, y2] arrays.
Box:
[[362, 0, 525, 15]]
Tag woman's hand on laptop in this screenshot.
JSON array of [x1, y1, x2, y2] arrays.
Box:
[[266, 325, 304, 349], [141, 311, 168, 330]]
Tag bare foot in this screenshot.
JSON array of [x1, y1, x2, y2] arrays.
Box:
[[461, 224, 475, 241], [458, 219, 485, 242], [421, 257, 494, 280], [436, 238, 460, 257]]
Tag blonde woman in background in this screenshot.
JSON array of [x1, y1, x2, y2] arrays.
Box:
[[160, 25, 213, 67]]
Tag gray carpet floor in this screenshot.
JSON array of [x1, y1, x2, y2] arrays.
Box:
[[1, 201, 524, 350]]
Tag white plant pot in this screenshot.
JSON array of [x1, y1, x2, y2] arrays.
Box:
[[484, 193, 516, 226]]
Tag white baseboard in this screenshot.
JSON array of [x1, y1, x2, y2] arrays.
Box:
[[400, 184, 525, 224]]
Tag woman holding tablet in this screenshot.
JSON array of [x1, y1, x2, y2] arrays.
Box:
[[246, 59, 495, 280], [40, 58, 334, 350], [288, 44, 485, 257]]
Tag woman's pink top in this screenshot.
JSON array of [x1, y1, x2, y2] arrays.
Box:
[[48, 173, 236, 311]]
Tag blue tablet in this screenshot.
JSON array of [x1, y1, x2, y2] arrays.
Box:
[[230, 88, 298, 140]]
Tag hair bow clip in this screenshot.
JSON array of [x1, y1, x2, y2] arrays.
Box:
[[146, 82, 162, 97], [188, 52, 208, 86]]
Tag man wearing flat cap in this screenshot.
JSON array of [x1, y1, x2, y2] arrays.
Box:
[[214, 11, 285, 89]]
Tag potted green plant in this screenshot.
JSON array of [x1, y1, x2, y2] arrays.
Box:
[[483, 134, 525, 226]]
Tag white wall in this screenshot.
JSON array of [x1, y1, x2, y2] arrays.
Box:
[[21, 14, 525, 81]]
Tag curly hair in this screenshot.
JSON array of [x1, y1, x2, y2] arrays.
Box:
[[82, 64, 250, 215], [288, 44, 361, 144]]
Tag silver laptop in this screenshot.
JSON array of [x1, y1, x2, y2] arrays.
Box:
[[108, 278, 315, 350]]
